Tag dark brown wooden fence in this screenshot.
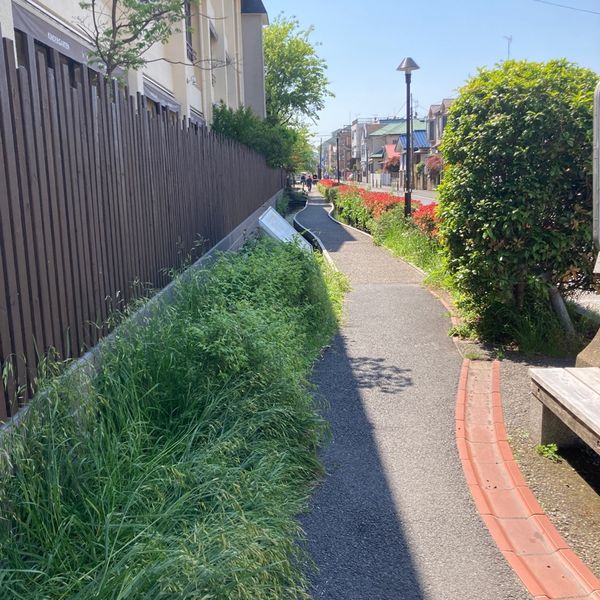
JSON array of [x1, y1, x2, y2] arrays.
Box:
[[0, 27, 284, 419]]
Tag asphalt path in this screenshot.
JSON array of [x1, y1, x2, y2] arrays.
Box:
[[296, 196, 529, 600]]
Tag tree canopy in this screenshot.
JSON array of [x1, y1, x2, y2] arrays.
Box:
[[263, 16, 333, 126], [211, 104, 314, 172], [78, 0, 191, 78], [438, 59, 598, 340]]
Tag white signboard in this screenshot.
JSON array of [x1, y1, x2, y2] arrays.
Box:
[[259, 207, 312, 251]]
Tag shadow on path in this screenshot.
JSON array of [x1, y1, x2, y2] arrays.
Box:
[[301, 334, 424, 600]]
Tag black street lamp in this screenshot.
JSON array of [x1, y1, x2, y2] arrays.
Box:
[[397, 57, 419, 217]]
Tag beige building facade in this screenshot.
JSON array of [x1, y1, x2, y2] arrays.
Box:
[[0, 0, 267, 125]]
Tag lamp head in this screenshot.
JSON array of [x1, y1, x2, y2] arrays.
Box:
[[396, 57, 420, 73]]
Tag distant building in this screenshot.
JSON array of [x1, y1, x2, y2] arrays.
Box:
[[427, 98, 454, 149], [326, 126, 351, 179], [425, 98, 455, 188], [351, 117, 377, 161], [395, 130, 431, 190], [366, 119, 426, 187]]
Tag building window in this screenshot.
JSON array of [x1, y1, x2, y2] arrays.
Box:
[[184, 0, 196, 62], [58, 53, 81, 88], [14, 30, 29, 68]]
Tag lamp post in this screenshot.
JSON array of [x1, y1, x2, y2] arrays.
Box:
[[397, 57, 419, 217]]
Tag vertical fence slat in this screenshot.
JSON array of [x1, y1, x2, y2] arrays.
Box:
[[51, 52, 84, 355], [45, 65, 78, 357], [99, 77, 126, 313], [74, 77, 100, 346], [80, 69, 107, 337], [4, 39, 43, 401], [96, 77, 118, 323]]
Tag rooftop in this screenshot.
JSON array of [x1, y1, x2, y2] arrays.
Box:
[[241, 0, 267, 14], [369, 119, 426, 137], [396, 130, 431, 150]]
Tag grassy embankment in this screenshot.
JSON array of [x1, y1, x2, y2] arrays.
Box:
[[0, 238, 347, 598]]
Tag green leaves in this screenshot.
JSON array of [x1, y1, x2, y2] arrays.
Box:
[[211, 103, 315, 171], [439, 59, 598, 343], [263, 16, 333, 127], [79, 0, 190, 77]]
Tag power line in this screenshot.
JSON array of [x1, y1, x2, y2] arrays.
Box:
[[532, 0, 600, 15]]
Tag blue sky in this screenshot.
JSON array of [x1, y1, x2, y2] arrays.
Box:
[[263, 0, 600, 141]]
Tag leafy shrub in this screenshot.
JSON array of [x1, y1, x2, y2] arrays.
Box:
[[212, 103, 305, 171], [426, 154, 443, 175], [413, 204, 439, 238], [324, 186, 339, 202], [332, 185, 410, 230], [334, 186, 372, 229], [439, 59, 598, 343]]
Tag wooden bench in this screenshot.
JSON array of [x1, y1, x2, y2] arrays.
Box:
[[530, 367, 600, 455]]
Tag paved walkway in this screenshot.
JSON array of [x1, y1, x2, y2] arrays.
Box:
[[296, 193, 529, 599]]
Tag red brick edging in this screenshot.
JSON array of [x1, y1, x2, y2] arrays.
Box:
[[456, 359, 600, 600]]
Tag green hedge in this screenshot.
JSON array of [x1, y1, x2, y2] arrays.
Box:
[[439, 60, 598, 342]]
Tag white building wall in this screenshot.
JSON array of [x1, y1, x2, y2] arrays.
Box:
[[241, 12, 265, 118], [0, 0, 253, 125]]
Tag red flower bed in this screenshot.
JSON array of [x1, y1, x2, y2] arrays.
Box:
[[359, 190, 404, 218], [318, 179, 337, 188], [413, 203, 439, 238]]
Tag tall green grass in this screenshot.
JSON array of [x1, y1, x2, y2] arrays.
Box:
[[0, 238, 347, 599], [371, 207, 449, 288]]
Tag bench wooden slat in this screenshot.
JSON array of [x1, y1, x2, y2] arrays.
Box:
[[529, 367, 600, 435], [565, 367, 600, 391]]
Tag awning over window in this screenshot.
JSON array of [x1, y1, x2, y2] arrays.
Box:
[[143, 79, 181, 114], [12, 2, 90, 64]]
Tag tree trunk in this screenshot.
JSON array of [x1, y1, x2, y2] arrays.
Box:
[[549, 285, 576, 337], [513, 282, 525, 310]]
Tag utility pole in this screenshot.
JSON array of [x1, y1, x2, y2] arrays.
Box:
[[504, 35, 512, 60], [318, 137, 323, 180], [336, 135, 340, 183]]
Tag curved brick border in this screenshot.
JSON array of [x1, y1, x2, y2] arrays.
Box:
[[457, 359, 600, 600]]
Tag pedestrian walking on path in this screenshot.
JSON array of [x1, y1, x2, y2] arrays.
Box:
[[295, 190, 528, 600]]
